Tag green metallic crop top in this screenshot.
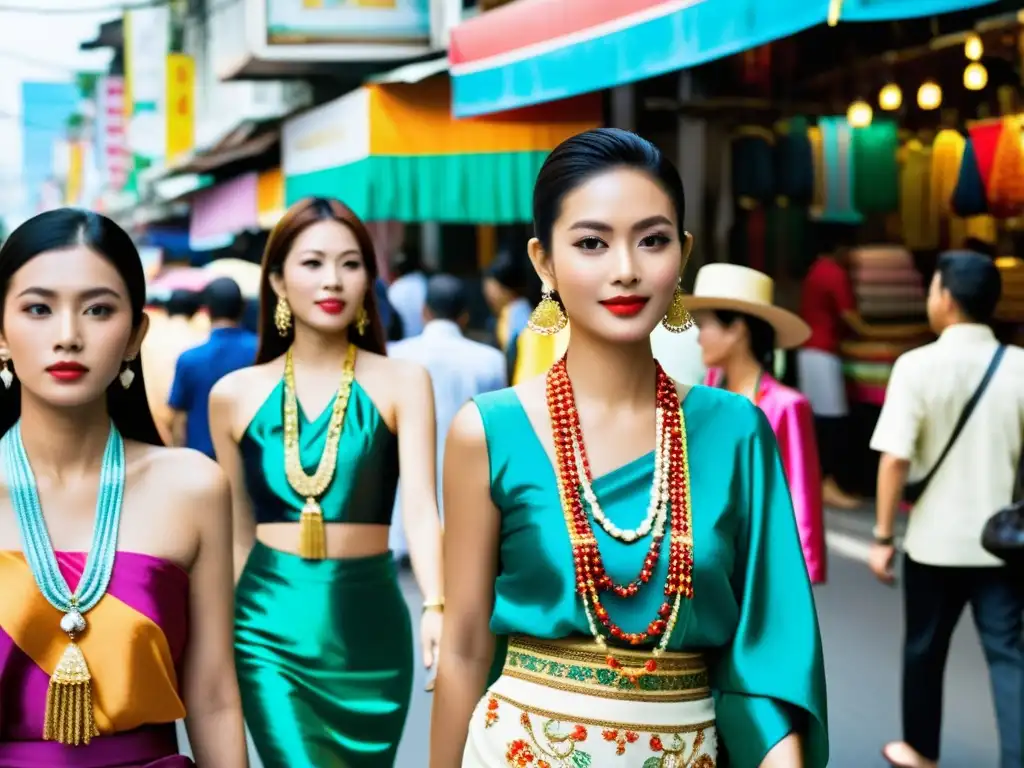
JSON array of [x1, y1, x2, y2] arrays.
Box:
[[240, 379, 399, 526]]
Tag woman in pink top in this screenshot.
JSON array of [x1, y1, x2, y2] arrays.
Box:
[[690, 264, 826, 584]]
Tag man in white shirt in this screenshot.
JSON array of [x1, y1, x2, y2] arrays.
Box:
[[869, 251, 1024, 768], [388, 274, 507, 559], [387, 250, 428, 339]]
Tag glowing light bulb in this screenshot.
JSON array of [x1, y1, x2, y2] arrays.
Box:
[[964, 62, 988, 91], [847, 100, 873, 128], [964, 33, 983, 62], [917, 81, 942, 111], [878, 83, 902, 111]]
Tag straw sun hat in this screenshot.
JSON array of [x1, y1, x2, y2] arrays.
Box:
[[684, 264, 811, 349]]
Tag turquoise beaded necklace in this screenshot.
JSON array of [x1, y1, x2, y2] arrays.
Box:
[[0, 420, 125, 746]]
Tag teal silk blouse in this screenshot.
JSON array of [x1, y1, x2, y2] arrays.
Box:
[[240, 380, 399, 526], [475, 384, 829, 768]]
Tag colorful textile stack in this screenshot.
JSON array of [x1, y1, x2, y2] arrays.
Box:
[[842, 246, 930, 405]]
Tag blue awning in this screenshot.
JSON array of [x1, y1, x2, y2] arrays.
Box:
[[449, 0, 1000, 118]]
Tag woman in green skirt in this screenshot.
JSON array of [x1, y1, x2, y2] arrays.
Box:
[[210, 197, 444, 767]]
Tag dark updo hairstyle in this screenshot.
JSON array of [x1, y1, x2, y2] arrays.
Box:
[[532, 128, 687, 252], [0, 208, 163, 445], [255, 197, 387, 364], [713, 310, 776, 371]]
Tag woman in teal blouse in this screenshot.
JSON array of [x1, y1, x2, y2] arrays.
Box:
[[209, 197, 444, 767], [430, 130, 828, 767]]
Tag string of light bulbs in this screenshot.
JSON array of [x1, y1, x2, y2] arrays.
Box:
[[846, 31, 990, 128]]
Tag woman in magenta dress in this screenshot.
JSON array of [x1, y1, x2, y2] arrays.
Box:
[[691, 263, 827, 584], [0, 209, 247, 766]]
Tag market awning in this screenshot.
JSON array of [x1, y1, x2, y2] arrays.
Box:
[[450, 0, 1002, 117], [450, 0, 827, 117], [835, 0, 999, 22], [282, 77, 600, 223]]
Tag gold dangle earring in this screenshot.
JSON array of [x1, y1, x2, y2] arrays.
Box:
[[119, 359, 136, 389], [274, 296, 293, 337], [355, 306, 369, 336], [661, 280, 694, 333], [0, 358, 13, 389], [527, 286, 568, 336]]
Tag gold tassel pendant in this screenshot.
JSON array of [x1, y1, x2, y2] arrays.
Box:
[[44, 641, 99, 746], [299, 498, 327, 560]]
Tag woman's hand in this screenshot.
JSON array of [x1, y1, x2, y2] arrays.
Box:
[[421, 607, 444, 674]]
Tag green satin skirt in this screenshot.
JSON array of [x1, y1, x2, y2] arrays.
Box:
[[234, 542, 414, 768]]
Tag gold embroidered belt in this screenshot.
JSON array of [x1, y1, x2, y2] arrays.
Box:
[[503, 636, 710, 703]]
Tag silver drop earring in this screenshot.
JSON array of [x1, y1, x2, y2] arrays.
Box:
[[119, 360, 135, 390], [0, 359, 12, 390]]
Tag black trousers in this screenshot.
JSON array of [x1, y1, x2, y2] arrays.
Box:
[[814, 415, 846, 482], [902, 555, 1024, 767]]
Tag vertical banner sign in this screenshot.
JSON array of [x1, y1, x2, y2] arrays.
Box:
[[123, 5, 170, 187], [99, 77, 129, 191], [165, 53, 195, 165]]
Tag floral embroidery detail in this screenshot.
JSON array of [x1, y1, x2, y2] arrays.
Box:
[[505, 738, 536, 766], [570, 725, 588, 743], [599, 728, 640, 755], [485, 696, 500, 728], [644, 729, 716, 766]]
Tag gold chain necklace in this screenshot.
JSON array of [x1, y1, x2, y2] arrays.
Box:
[[283, 344, 357, 559]]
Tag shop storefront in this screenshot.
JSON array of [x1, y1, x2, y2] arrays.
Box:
[[282, 76, 601, 223], [188, 172, 259, 251]]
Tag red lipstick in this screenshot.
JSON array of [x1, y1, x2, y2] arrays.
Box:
[[316, 299, 345, 316], [46, 361, 88, 382], [599, 295, 649, 317]]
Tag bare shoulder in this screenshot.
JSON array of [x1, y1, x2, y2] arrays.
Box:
[[134, 443, 230, 506], [210, 361, 279, 404], [361, 349, 430, 385], [448, 399, 488, 453], [209, 361, 283, 438]]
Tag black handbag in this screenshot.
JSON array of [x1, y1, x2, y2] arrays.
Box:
[[982, 501, 1024, 567], [902, 345, 1006, 505]]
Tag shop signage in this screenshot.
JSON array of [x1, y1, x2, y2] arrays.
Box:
[[266, 0, 430, 45], [282, 89, 371, 178], [165, 53, 195, 165]]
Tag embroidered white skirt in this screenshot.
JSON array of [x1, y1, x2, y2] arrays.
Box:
[[462, 636, 717, 767]]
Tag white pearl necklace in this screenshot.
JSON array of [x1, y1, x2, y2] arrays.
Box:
[[577, 408, 670, 543]]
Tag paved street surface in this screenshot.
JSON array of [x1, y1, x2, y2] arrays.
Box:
[[181, 506, 1001, 766]]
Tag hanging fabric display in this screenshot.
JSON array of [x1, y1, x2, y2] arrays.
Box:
[[967, 120, 1003, 191], [774, 117, 814, 206], [808, 125, 826, 216], [852, 120, 900, 214], [951, 137, 989, 218], [815, 117, 863, 224], [930, 129, 966, 216], [986, 115, 1024, 218], [731, 128, 776, 209], [899, 139, 940, 251]]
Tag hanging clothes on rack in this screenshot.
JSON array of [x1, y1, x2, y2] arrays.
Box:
[[816, 117, 863, 224], [987, 115, 1024, 218], [900, 139, 940, 251], [852, 120, 900, 214]]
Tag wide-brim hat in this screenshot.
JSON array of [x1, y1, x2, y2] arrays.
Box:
[[684, 263, 811, 349]]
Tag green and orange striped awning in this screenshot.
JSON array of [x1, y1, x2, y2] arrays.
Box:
[[282, 77, 601, 223]]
